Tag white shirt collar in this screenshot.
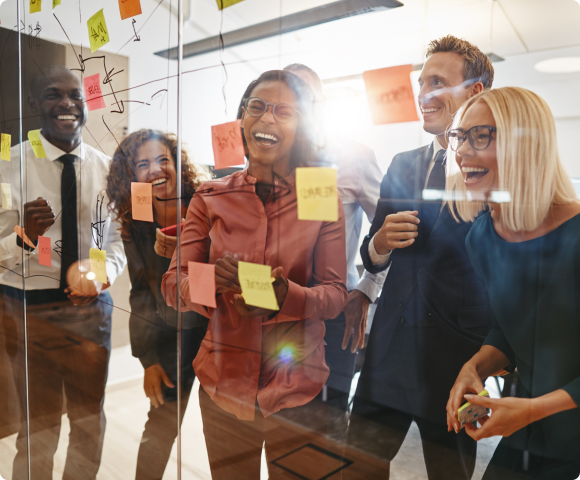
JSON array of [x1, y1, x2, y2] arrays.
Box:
[[432, 136, 444, 160], [39, 131, 83, 161]]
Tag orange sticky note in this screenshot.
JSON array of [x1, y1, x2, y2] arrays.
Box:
[[83, 73, 106, 111], [211, 120, 245, 170], [363, 65, 419, 125], [14, 226, 35, 249], [118, 0, 142, 20], [188, 262, 217, 308], [131, 182, 153, 222], [38, 235, 51, 267]]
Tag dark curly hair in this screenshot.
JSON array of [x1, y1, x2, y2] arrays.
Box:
[[106, 129, 211, 240], [236, 70, 317, 168]]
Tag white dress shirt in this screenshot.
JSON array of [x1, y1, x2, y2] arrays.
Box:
[[369, 138, 444, 266], [318, 133, 387, 302], [0, 133, 126, 290]]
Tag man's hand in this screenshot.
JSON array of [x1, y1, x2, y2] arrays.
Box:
[[65, 259, 108, 306], [231, 266, 288, 318], [342, 290, 371, 352], [144, 364, 175, 408], [215, 256, 242, 294], [154, 228, 177, 258], [23, 197, 55, 243], [374, 211, 420, 255]]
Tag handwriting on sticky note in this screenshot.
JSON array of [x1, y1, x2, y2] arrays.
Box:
[[1, 183, 11, 209], [1, 133, 10, 161], [211, 120, 245, 170], [238, 261, 279, 311], [88, 9, 110, 53], [38, 236, 51, 267], [30, 0, 41, 13], [296, 167, 338, 222], [131, 182, 153, 222], [14, 226, 35, 249], [89, 248, 108, 283], [119, 0, 142, 20], [83, 73, 106, 111], [53, 0, 60, 8], [188, 262, 217, 308], [215, 0, 245, 10], [28, 130, 47, 158]]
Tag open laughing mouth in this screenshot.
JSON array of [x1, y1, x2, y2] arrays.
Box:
[[253, 131, 279, 147], [55, 114, 79, 123], [151, 177, 168, 187], [420, 106, 441, 116], [462, 166, 489, 183]]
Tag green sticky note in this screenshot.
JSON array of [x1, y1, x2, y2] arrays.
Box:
[[215, 0, 245, 10], [88, 9, 110, 53], [30, 0, 41, 13], [53, 0, 61, 8], [238, 261, 279, 311], [28, 130, 47, 158]]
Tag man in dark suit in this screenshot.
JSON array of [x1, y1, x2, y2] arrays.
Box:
[[346, 36, 495, 479]]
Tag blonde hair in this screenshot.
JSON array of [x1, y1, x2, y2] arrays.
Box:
[[446, 87, 576, 232]]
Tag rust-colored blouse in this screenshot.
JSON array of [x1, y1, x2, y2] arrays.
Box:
[[162, 169, 347, 420]]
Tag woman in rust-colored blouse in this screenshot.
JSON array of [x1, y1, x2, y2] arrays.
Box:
[[162, 70, 347, 479]]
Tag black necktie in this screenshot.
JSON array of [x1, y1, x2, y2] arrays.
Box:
[[423, 149, 446, 235], [58, 154, 79, 291]]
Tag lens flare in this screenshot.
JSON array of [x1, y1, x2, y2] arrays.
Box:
[[279, 345, 294, 363]]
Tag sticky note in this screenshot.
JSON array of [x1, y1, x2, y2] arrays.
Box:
[[1, 133, 10, 160], [238, 261, 278, 311], [83, 73, 106, 111], [211, 120, 245, 170], [28, 130, 47, 158], [38, 235, 51, 267], [131, 182, 153, 222], [30, 0, 41, 13], [89, 247, 107, 283], [1, 183, 11, 209], [119, 0, 142, 20], [296, 167, 338, 222], [215, 0, 245, 10], [88, 9, 110, 53], [188, 262, 217, 308], [52, 0, 60, 8], [14, 226, 35, 249], [363, 65, 419, 125]]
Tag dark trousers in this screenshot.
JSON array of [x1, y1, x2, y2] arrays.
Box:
[[135, 325, 207, 480], [1, 286, 112, 480], [199, 386, 330, 480], [346, 397, 477, 480], [482, 442, 580, 480]]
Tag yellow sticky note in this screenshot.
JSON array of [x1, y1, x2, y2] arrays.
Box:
[[88, 9, 110, 53], [296, 167, 338, 222], [28, 130, 47, 158], [1, 133, 10, 161], [215, 0, 245, 10], [238, 261, 279, 311], [30, 0, 41, 13], [53, 0, 60, 8], [89, 247, 108, 283], [1, 183, 11, 209]]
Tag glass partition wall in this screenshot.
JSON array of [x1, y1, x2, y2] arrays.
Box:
[[2, 0, 580, 479]]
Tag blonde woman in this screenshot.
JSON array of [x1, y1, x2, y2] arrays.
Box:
[[444, 87, 580, 479]]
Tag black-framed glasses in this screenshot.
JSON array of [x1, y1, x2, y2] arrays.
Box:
[[244, 97, 301, 124], [447, 125, 497, 152]]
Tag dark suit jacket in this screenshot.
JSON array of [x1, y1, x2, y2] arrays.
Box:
[[356, 144, 492, 422]]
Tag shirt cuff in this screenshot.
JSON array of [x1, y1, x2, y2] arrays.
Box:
[[275, 280, 306, 322], [369, 234, 391, 267], [354, 268, 387, 303], [138, 347, 160, 370]]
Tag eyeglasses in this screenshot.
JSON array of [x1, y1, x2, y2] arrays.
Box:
[[447, 125, 497, 152], [244, 97, 300, 124]]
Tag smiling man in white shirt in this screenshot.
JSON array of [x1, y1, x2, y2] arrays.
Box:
[[0, 65, 126, 480]]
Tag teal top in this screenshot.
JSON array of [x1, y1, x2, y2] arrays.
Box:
[[466, 211, 580, 461]]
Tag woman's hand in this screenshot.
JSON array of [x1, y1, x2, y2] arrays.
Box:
[[144, 363, 175, 409], [232, 266, 288, 318], [154, 228, 177, 258], [446, 363, 486, 433], [215, 256, 242, 294]]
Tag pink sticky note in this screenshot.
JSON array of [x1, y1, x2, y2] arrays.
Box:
[[38, 235, 51, 267], [211, 120, 245, 170], [83, 73, 106, 111], [188, 262, 217, 308], [14, 226, 35, 249], [131, 182, 153, 222]]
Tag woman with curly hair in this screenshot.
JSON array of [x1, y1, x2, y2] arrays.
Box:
[[106, 129, 211, 480]]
